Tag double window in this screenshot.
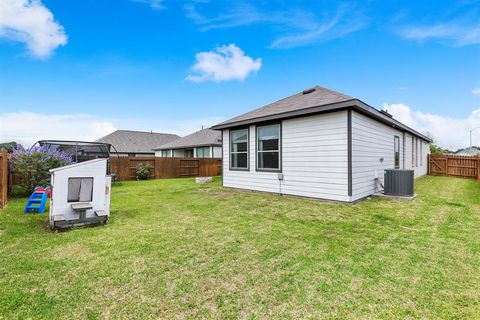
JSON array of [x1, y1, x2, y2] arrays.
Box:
[[68, 177, 93, 203], [257, 124, 281, 171], [196, 147, 210, 158], [394, 136, 400, 169], [230, 128, 249, 169], [160, 150, 170, 157]]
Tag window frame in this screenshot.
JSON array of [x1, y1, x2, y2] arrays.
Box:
[[67, 177, 94, 203], [255, 123, 282, 173], [184, 148, 194, 158], [229, 127, 250, 171], [411, 136, 415, 167], [420, 141, 423, 166], [394, 135, 400, 169], [196, 146, 211, 158], [160, 150, 170, 157], [415, 138, 419, 167]]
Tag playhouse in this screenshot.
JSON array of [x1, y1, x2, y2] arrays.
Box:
[[49, 158, 112, 229]]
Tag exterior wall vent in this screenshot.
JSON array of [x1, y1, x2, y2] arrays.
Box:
[[384, 169, 414, 196]]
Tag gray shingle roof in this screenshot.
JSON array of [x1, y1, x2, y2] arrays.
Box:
[[154, 128, 222, 150], [96, 130, 180, 154], [455, 147, 480, 156], [211, 85, 431, 142], [213, 86, 353, 128]]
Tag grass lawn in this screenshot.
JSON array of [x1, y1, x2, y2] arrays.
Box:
[[0, 176, 479, 319]]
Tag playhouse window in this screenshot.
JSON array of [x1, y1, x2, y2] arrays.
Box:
[[68, 178, 93, 202]]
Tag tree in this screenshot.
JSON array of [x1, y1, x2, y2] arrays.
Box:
[[0, 141, 17, 152], [10, 145, 73, 193], [425, 132, 444, 155]]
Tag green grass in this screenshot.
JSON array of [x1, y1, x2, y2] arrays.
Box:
[[0, 176, 479, 319]]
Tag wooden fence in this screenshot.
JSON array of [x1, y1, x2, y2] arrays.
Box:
[[110, 156, 222, 181], [0, 151, 8, 208], [428, 154, 480, 180]]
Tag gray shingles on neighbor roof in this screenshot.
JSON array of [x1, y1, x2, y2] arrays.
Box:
[[211, 86, 431, 142], [96, 130, 180, 153], [154, 128, 221, 150]]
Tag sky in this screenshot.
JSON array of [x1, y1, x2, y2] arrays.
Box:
[[0, 0, 480, 150]]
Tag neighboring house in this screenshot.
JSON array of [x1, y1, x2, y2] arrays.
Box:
[[455, 146, 480, 156], [154, 128, 222, 158], [211, 86, 431, 202], [96, 130, 180, 157]]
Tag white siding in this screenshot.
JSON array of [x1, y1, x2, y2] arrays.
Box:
[[350, 111, 429, 201], [50, 159, 111, 223], [403, 133, 429, 178], [223, 111, 350, 202]]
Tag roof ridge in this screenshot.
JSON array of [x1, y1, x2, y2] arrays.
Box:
[[314, 85, 354, 100]]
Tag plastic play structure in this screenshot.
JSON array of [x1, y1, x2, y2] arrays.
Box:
[[24, 187, 51, 214]]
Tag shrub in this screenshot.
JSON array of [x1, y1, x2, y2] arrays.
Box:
[[136, 163, 152, 180], [10, 145, 73, 193], [9, 185, 30, 198]]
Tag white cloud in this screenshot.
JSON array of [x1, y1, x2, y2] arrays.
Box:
[[131, 0, 164, 10], [270, 5, 366, 49], [186, 44, 261, 83], [383, 103, 480, 150], [0, 111, 225, 147], [185, 3, 366, 49], [399, 22, 480, 47], [473, 87, 480, 97], [0, 112, 116, 146], [0, 0, 67, 58]]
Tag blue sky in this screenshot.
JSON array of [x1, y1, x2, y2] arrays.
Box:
[[0, 0, 480, 149]]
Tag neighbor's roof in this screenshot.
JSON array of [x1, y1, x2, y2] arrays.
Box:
[[154, 128, 222, 150], [211, 86, 431, 142], [96, 130, 180, 153], [455, 146, 480, 156]]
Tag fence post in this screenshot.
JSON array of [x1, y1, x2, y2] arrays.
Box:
[[0, 150, 8, 208], [478, 156, 480, 181]]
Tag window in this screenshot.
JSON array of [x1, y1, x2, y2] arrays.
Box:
[[68, 178, 93, 202], [411, 136, 414, 167], [160, 150, 170, 157], [415, 138, 419, 167], [184, 149, 194, 158], [420, 142, 423, 166], [257, 124, 281, 171], [230, 128, 249, 170], [196, 147, 210, 158], [394, 136, 400, 169]]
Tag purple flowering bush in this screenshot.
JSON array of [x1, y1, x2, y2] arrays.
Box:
[[10, 145, 73, 193]]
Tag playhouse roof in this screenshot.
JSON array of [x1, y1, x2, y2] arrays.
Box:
[[49, 158, 107, 173]]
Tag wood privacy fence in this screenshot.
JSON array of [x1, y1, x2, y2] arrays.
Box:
[[428, 154, 480, 180], [0, 151, 8, 208], [110, 157, 222, 181]]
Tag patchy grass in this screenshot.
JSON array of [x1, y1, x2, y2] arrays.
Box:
[[0, 176, 479, 319]]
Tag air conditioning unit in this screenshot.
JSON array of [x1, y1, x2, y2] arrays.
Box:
[[384, 169, 414, 197]]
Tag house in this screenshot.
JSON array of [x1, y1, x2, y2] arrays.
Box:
[[211, 86, 431, 202], [49, 158, 111, 229], [455, 146, 480, 156], [96, 130, 180, 157], [154, 128, 222, 158]]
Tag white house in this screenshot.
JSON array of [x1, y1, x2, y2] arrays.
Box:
[[154, 128, 222, 158], [211, 86, 431, 202], [49, 158, 112, 229]]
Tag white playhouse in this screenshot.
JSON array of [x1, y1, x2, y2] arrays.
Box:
[[49, 158, 112, 229]]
